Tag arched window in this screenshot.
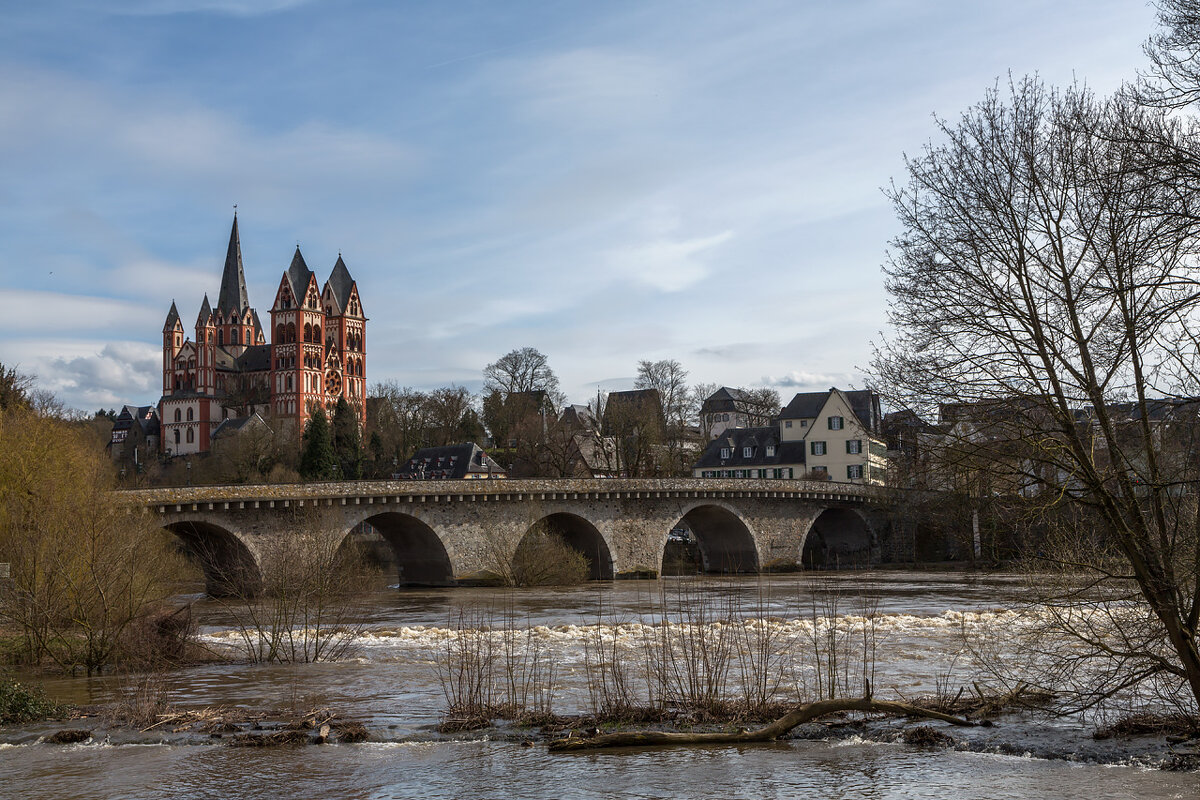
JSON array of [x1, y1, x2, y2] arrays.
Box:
[[304, 323, 312, 343], [276, 324, 285, 343], [231, 329, 239, 345], [174, 430, 180, 444], [186, 428, 194, 443], [186, 407, 193, 421], [174, 409, 181, 422], [287, 322, 296, 343], [286, 374, 293, 391], [313, 324, 321, 344], [218, 330, 224, 346]]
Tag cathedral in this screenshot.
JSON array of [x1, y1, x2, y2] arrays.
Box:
[[159, 215, 367, 456]]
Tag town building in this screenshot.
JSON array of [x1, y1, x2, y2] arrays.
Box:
[[692, 387, 887, 484], [159, 215, 366, 456], [699, 387, 777, 439], [397, 443, 506, 480], [108, 404, 160, 472]]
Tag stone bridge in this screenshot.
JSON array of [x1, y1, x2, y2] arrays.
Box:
[[119, 478, 885, 595]]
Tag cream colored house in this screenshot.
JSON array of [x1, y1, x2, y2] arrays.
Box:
[[776, 388, 887, 484], [692, 387, 886, 484]]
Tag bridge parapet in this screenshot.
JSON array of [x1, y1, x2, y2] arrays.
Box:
[[118, 478, 879, 512]]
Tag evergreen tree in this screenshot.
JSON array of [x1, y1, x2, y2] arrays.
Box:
[[331, 397, 362, 479], [299, 406, 336, 481]]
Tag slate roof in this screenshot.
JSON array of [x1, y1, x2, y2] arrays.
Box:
[[692, 426, 807, 470], [397, 443, 506, 480], [217, 215, 250, 314], [112, 405, 160, 438], [778, 388, 882, 433], [560, 404, 598, 431], [285, 247, 315, 300], [602, 389, 664, 431], [235, 344, 272, 373], [163, 301, 181, 332], [211, 412, 268, 440], [195, 294, 213, 328], [700, 387, 750, 414], [325, 255, 356, 314]]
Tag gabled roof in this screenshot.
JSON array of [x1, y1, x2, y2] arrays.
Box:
[[778, 391, 828, 420], [560, 404, 598, 431], [195, 294, 213, 328], [163, 301, 182, 332], [778, 388, 882, 433], [285, 247, 315, 300], [217, 214, 250, 314], [692, 426, 806, 470], [324, 255, 356, 314], [602, 389, 664, 430], [397, 443, 506, 480], [235, 344, 272, 373], [212, 412, 269, 440], [701, 386, 750, 414], [112, 405, 160, 437]]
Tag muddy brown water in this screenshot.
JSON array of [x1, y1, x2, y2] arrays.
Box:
[[2, 572, 1198, 799]]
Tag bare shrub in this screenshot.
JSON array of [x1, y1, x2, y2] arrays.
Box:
[[214, 522, 369, 664], [510, 529, 589, 587]]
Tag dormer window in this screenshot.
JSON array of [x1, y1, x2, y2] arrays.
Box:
[[766, 445, 776, 457], [743, 446, 754, 458], [720, 447, 731, 459]]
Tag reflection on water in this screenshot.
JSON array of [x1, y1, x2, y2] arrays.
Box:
[[2, 572, 1195, 799]]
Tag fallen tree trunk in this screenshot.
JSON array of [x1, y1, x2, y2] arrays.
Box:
[[548, 698, 974, 752]]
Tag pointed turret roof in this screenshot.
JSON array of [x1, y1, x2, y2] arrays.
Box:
[[325, 254, 355, 313], [285, 247, 314, 300], [196, 294, 213, 328], [163, 301, 182, 332], [217, 214, 250, 314]]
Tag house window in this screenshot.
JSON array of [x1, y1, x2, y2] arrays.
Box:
[[800, 420, 808, 427], [847, 464, 864, 480], [186, 427, 194, 444], [186, 408, 193, 421], [846, 439, 862, 454], [720, 447, 731, 459], [743, 446, 754, 458], [765, 445, 776, 457], [174, 430, 180, 444], [811, 466, 827, 476], [829, 416, 844, 430], [174, 409, 181, 422], [811, 441, 826, 456], [785, 420, 792, 428]]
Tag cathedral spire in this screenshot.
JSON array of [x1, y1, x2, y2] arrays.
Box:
[[217, 214, 250, 314], [163, 300, 182, 332]]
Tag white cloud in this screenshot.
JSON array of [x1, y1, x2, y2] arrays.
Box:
[[764, 371, 853, 389], [0, 291, 159, 334]]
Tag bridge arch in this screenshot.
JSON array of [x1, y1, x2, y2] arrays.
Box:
[[514, 512, 614, 582], [162, 519, 262, 597], [670, 502, 759, 574], [801, 507, 874, 569], [354, 512, 455, 586]]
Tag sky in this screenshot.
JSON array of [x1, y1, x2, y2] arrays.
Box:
[[0, 0, 1162, 413]]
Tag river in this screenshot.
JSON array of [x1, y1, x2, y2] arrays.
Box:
[[1, 572, 1197, 799]]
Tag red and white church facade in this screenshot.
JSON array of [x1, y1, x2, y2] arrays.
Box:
[[159, 215, 367, 456]]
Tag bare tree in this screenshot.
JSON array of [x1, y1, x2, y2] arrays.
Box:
[[872, 77, 1200, 710], [636, 360, 694, 475], [482, 347, 565, 410], [1140, 0, 1200, 109]]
